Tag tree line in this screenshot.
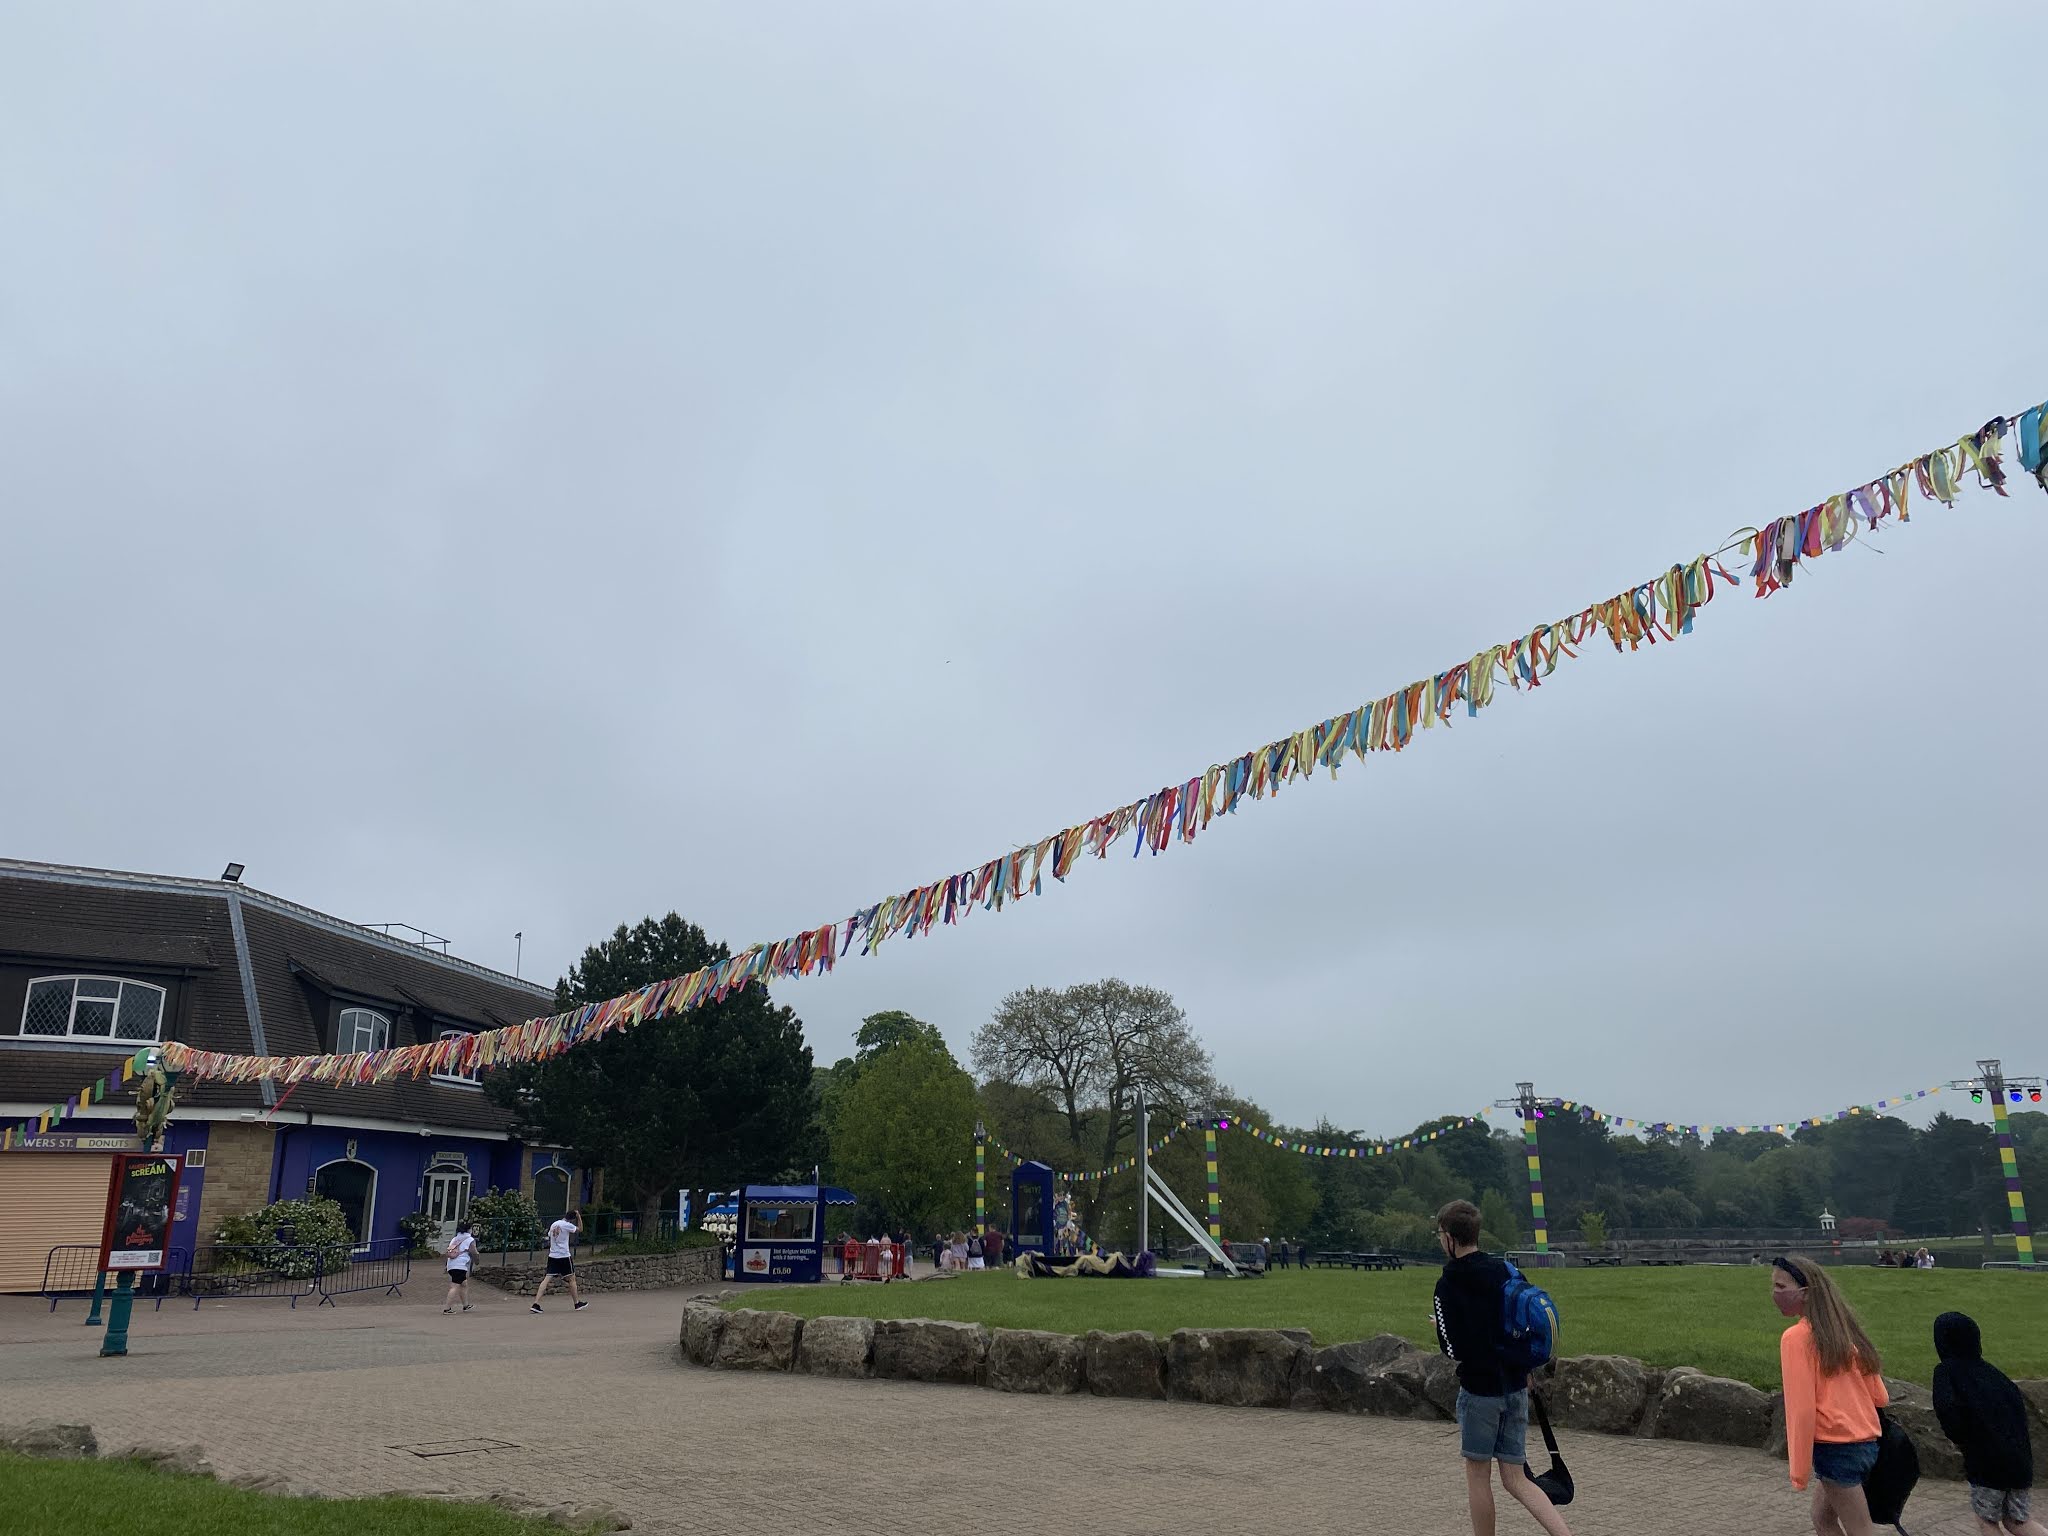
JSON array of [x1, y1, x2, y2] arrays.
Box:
[[490, 914, 2042, 1251]]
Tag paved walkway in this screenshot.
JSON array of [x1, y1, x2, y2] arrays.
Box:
[[0, 1282, 1977, 1535]]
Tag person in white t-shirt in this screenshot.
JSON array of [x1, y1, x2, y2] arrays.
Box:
[[443, 1220, 478, 1313], [531, 1209, 589, 1313]]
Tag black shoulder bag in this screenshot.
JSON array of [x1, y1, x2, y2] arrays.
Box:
[[1528, 1391, 1575, 1507]]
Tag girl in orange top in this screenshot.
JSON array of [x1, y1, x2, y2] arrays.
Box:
[[1773, 1255, 1889, 1535]]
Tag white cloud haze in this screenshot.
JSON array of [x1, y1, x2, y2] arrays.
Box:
[[3, 3, 2043, 1134]]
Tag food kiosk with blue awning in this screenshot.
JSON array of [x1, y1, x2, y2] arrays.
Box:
[[731, 1184, 856, 1283]]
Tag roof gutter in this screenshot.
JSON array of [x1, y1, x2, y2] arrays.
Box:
[[223, 887, 277, 1107]]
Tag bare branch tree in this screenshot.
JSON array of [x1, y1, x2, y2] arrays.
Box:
[[971, 986, 1102, 1149], [972, 978, 1215, 1231]]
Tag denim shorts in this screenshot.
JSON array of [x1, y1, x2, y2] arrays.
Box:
[[1811, 1439, 1879, 1488], [1457, 1388, 1529, 1464]]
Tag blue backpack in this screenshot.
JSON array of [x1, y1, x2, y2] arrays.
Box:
[[1499, 1260, 1560, 1372]]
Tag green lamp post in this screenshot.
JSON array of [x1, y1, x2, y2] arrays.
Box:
[[100, 1051, 181, 1359]]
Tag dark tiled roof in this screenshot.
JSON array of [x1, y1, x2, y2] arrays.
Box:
[[0, 873, 260, 1110], [2, 919, 216, 971], [0, 861, 552, 1134], [242, 903, 543, 1133]]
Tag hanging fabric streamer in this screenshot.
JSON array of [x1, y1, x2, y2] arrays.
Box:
[[158, 397, 2042, 1088]]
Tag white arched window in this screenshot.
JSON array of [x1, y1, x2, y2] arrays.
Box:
[[431, 1027, 482, 1086], [337, 1008, 390, 1054], [20, 976, 165, 1043]]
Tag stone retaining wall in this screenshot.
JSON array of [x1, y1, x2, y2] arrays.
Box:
[[477, 1246, 721, 1295], [678, 1300, 2048, 1477]]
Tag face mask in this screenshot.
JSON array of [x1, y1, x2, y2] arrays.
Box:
[[1772, 1284, 1804, 1318]]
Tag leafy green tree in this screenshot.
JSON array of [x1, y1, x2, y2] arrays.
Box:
[[829, 1033, 978, 1237], [488, 914, 819, 1230], [854, 1010, 947, 1061], [1578, 1210, 1608, 1249], [1915, 1113, 2005, 1246], [1479, 1188, 1523, 1248]]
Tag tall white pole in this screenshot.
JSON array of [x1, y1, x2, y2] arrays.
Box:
[[1138, 1102, 1150, 1255]]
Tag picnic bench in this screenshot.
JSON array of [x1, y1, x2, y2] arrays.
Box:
[[1576, 1253, 1625, 1267], [1311, 1251, 1405, 1271]]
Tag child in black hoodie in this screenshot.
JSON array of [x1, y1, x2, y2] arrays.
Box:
[[1932, 1311, 2045, 1536]]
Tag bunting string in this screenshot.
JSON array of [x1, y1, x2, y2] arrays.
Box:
[[1228, 1114, 1488, 1158], [1, 1050, 153, 1151], [1510, 1085, 1953, 1139], [982, 1121, 1189, 1182], [160, 398, 2046, 1088]]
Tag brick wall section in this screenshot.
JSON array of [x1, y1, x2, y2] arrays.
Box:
[[194, 1122, 277, 1241], [473, 1247, 721, 1295]]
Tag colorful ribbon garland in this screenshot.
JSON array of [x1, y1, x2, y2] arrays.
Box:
[[157, 398, 2042, 1088], [1, 1049, 153, 1150], [1500, 1085, 1949, 1138]]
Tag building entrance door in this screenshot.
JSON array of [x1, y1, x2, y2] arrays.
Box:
[[423, 1165, 470, 1246]]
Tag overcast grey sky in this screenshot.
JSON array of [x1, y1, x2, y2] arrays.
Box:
[[4, 4, 2043, 1136]]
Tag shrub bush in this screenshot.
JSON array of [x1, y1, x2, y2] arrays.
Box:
[[468, 1187, 543, 1250], [213, 1197, 356, 1278], [397, 1209, 443, 1256]]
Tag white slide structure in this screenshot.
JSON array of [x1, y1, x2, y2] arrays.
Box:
[[1144, 1165, 1239, 1276]]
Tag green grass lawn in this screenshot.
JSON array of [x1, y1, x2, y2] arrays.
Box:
[[744, 1265, 2048, 1389], [0, 1454, 593, 1536]]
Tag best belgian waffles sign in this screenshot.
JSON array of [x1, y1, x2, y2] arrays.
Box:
[[98, 1153, 184, 1271]]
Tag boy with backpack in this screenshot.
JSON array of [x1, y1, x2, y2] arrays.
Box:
[[1433, 1200, 1574, 1536], [1933, 1311, 2046, 1536]]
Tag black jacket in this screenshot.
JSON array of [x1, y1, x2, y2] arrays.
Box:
[[1433, 1250, 1526, 1397], [1932, 1311, 2034, 1492]]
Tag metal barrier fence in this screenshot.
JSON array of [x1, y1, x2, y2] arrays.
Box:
[[317, 1237, 409, 1302], [39, 1245, 185, 1313], [472, 1220, 598, 1265], [183, 1238, 412, 1307], [184, 1243, 331, 1308]]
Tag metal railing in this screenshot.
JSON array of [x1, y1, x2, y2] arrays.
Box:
[[39, 1245, 185, 1313], [184, 1243, 330, 1307], [184, 1238, 411, 1307], [318, 1237, 410, 1301]]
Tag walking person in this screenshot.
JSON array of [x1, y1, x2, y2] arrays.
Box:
[[967, 1229, 985, 1270], [443, 1219, 478, 1312], [1432, 1200, 1573, 1536], [1772, 1255, 1887, 1534], [531, 1208, 589, 1313], [1932, 1311, 2046, 1536]]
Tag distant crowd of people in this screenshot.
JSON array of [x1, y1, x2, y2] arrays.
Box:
[[934, 1228, 1005, 1271], [836, 1232, 911, 1279], [1876, 1246, 1937, 1269]]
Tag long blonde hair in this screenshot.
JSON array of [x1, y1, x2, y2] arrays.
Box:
[[1781, 1254, 1882, 1377]]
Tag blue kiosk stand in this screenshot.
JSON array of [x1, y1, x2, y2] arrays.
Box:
[[732, 1184, 857, 1284], [1010, 1161, 1056, 1257]]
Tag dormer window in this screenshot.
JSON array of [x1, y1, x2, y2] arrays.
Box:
[[20, 976, 165, 1043], [337, 1007, 391, 1054], [432, 1027, 482, 1086]]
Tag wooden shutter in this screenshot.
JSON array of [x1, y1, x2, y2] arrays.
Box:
[[0, 1155, 115, 1292]]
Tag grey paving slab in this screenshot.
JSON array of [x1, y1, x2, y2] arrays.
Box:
[[0, 1287, 1980, 1535]]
